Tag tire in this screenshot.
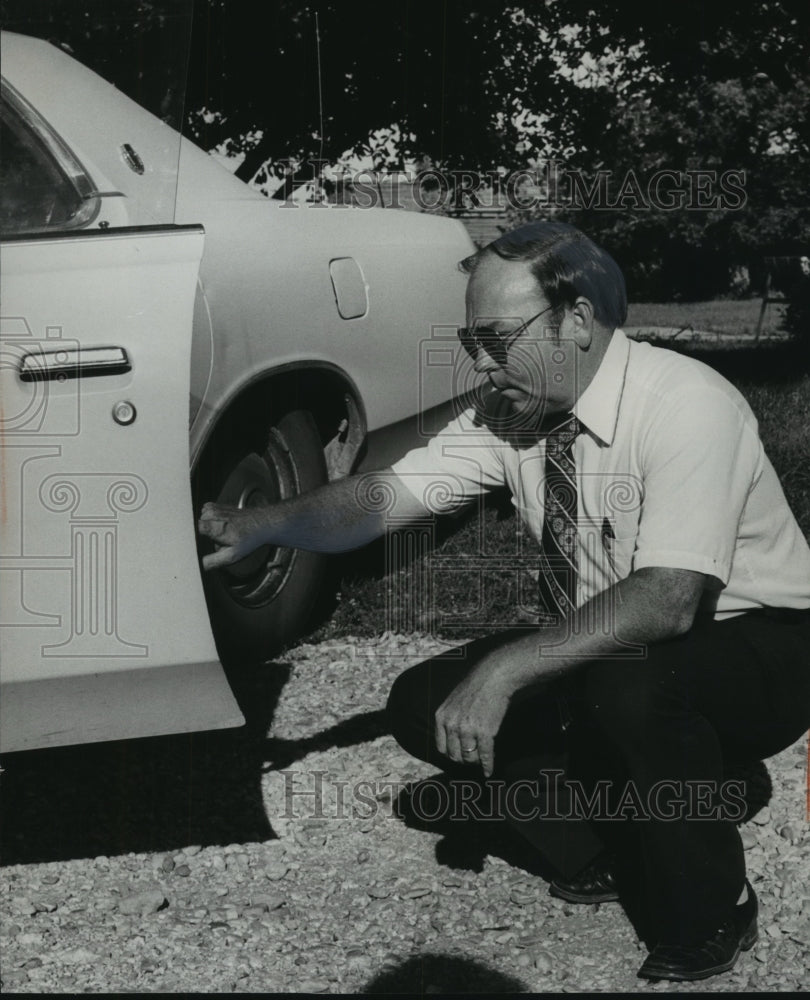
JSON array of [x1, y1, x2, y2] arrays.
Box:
[[195, 408, 329, 659]]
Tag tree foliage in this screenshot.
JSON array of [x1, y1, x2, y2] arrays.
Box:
[[3, 0, 809, 300], [182, 1, 596, 183], [538, 1, 810, 298], [1, 0, 194, 129]]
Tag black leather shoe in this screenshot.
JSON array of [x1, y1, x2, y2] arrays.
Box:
[[549, 853, 619, 903], [638, 881, 758, 981]]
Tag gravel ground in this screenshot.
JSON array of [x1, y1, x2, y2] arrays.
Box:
[[1, 632, 808, 993]]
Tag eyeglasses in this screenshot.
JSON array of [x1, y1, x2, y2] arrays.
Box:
[[457, 304, 556, 366]]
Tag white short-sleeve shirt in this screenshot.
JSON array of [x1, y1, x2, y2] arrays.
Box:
[[390, 329, 810, 618]]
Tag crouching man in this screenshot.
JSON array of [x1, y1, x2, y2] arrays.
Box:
[[199, 222, 810, 982]]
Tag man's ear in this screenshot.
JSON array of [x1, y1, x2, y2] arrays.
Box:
[[570, 296, 595, 348]]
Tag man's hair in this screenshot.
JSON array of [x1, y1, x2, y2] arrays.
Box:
[[459, 221, 627, 330]]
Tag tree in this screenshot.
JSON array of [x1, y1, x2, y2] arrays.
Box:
[[5, 0, 810, 300], [504, 1, 810, 299], [183, 1, 596, 186], [0, 0, 194, 130]]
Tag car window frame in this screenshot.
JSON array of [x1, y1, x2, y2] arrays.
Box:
[[0, 77, 101, 236]]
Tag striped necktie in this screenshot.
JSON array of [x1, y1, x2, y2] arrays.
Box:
[[537, 413, 581, 626]]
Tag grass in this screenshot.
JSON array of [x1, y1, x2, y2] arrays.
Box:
[[742, 375, 810, 531], [306, 300, 810, 645], [626, 297, 786, 336]]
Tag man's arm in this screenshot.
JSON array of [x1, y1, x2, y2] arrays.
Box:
[[434, 565, 707, 775], [198, 467, 430, 570]]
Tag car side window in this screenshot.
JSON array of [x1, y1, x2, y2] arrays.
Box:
[[0, 86, 98, 236]]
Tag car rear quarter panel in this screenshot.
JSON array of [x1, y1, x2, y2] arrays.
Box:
[[2, 31, 476, 467], [182, 196, 473, 458]]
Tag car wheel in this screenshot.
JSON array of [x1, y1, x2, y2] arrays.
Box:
[[195, 408, 329, 659]]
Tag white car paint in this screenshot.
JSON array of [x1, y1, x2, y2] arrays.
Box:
[[1, 226, 244, 752], [0, 30, 475, 751]]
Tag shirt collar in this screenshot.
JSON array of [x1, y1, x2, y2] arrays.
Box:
[[572, 328, 631, 446]]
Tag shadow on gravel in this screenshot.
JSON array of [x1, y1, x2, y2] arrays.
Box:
[[362, 953, 526, 993], [2, 648, 775, 868], [260, 709, 390, 771], [394, 773, 558, 880], [0, 659, 293, 865]]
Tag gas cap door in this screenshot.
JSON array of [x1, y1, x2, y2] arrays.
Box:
[[329, 257, 368, 320]]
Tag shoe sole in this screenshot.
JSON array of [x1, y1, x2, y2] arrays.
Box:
[[549, 883, 620, 904], [639, 923, 759, 982]]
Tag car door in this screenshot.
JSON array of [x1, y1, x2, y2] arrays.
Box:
[[0, 223, 245, 753]]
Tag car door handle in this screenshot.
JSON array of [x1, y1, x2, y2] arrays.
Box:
[[19, 346, 131, 381]]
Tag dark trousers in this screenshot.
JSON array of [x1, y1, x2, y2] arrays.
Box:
[[386, 610, 810, 945]]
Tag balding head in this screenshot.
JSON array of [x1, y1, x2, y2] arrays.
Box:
[[460, 221, 627, 332]]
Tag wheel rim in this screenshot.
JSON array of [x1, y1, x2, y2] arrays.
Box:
[[216, 429, 299, 609]]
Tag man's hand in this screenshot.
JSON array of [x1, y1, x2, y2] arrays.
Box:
[[434, 568, 707, 778], [197, 469, 430, 566], [198, 502, 269, 570], [434, 646, 522, 778]]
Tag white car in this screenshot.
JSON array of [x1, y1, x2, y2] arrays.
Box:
[[0, 30, 474, 753]]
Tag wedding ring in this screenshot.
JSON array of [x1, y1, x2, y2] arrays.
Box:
[[461, 745, 477, 753]]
